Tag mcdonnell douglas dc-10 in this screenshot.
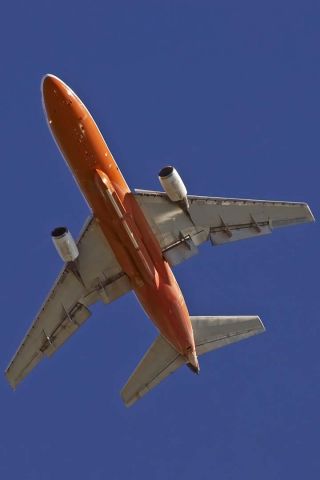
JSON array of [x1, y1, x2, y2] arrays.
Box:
[[5, 75, 314, 406]]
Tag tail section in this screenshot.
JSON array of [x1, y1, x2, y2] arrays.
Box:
[[186, 349, 200, 374], [121, 315, 265, 407]]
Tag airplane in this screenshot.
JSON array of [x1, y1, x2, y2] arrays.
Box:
[[5, 74, 314, 407]]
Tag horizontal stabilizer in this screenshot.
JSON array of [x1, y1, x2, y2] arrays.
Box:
[[121, 335, 184, 407], [121, 316, 264, 407], [191, 315, 265, 355]]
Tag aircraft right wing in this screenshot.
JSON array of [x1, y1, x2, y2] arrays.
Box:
[[134, 190, 314, 266], [6, 216, 131, 389]]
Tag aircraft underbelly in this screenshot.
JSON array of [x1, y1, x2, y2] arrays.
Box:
[[43, 75, 195, 356], [92, 171, 195, 355], [133, 267, 194, 355], [98, 191, 195, 355]]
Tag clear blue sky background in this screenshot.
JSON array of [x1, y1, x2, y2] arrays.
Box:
[[1, 1, 319, 479]]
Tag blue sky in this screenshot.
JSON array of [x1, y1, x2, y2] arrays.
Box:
[[1, 1, 319, 478]]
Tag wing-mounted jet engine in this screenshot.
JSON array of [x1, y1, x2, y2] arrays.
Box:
[[51, 227, 79, 262], [158, 166, 189, 210]]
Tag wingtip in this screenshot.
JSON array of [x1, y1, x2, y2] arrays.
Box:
[[120, 390, 136, 408], [4, 370, 17, 390], [305, 204, 316, 223], [256, 316, 266, 333]]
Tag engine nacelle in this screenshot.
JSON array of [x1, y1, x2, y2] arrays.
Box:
[[158, 166, 189, 209], [51, 227, 79, 262]]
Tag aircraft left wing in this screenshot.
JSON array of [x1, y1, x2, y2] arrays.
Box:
[[6, 216, 131, 388], [134, 190, 314, 266]]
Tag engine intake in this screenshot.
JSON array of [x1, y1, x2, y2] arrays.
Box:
[[52, 227, 79, 262], [158, 166, 189, 209]]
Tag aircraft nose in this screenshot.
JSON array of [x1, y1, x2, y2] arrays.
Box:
[[41, 74, 66, 101], [41, 74, 78, 125]]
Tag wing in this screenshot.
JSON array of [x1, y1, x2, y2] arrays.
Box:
[[134, 190, 314, 265], [6, 216, 131, 388]]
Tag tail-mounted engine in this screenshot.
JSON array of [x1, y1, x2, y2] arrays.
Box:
[[51, 227, 79, 262], [158, 166, 189, 209]]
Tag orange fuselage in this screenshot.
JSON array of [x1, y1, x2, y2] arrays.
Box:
[[42, 75, 195, 360]]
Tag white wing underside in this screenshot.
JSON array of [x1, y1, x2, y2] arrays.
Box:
[[134, 190, 314, 266], [6, 217, 131, 388]]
